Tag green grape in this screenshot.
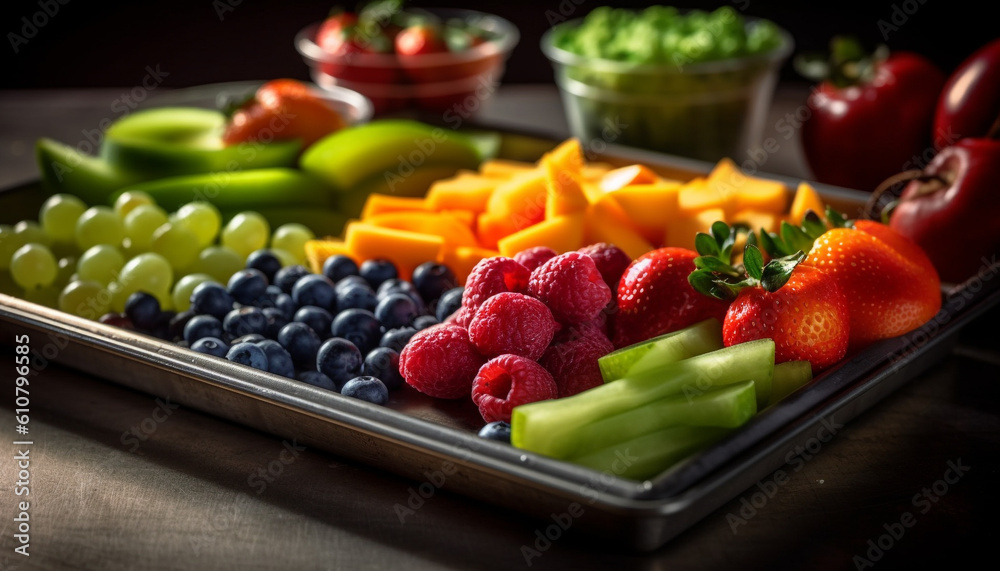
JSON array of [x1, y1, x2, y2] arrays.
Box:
[[0, 224, 27, 271], [271, 223, 314, 264], [175, 202, 222, 248], [39, 194, 87, 244], [124, 204, 169, 252], [191, 246, 244, 284], [0, 270, 20, 297], [55, 256, 77, 288], [221, 211, 269, 259], [10, 243, 58, 289], [150, 222, 200, 273], [77, 245, 125, 286], [23, 284, 60, 308], [58, 280, 109, 319], [171, 273, 213, 312], [113, 191, 155, 219], [76, 206, 125, 251], [271, 248, 297, 268], [117, 252, 174, 300], [14, 220, 52, 248]]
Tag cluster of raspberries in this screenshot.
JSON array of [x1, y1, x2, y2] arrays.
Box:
[[399, 243, 631, 423]]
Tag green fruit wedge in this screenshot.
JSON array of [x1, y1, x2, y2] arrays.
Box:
[[598, 318, 723, 382], [768, 360, 813, 405], [36, 138, 145, 205]]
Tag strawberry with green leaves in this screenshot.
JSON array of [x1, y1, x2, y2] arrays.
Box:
[[689, 223, 850, 373]]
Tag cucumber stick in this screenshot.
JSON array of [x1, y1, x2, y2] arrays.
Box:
[[598, 318, 723, 382], [36, 138, 145, 205], [571, 425, 734, 481], [511, 339, 775, 459], [768, 360, 813, 405]]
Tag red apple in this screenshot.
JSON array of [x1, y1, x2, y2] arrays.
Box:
[[933, 39, 1000, 144]]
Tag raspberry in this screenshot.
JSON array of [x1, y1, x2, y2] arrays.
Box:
[[578, 242, 631, 292], [528, 252, 611, 325], [400, 324, 485, 399], [468, 292, 556, 360], [540, 327, 614, 397], [472, 354, 558, 423], [461, 257, 530, 314], [443, 306, 473, 328], [513, 246, 558, 273]]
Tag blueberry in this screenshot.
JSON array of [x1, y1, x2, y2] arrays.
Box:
[[223, 306, 267, 337], [246, 249, 282, 282], [231, 333, 266, 345], [316, 337, 363, 387], [149, 310, 175, 340], [477, 421, 512, 443], [322, 254, 359, 283], [335, 280, 376, 312], [294, 305, 334, 340], [359, 258, 398, 289], [292, 274, 336, 310], [265, 284, 283, 299], [263, 307, 289, 339], [184, 314, 224, 344], [331, 308, 381, 354], [190, 282, 235, 320], [379, 327, 417, 353], [227, 268, 269, 306], [412, 315, 439, 330], [375, 293, 418, 329], [277, 322, 322, 369], [412, 262, 457, 303], [435, 287, 464, 322], [168, 309, 196, 341], [125, 291, 161, 331], [274, 264, 310, 294], [334, 274, 368, 292], [191, 336, 229, 357], [226, 342, 269, 371], [363, 347, 403, 390], [340, 376, 389, 405], [296, 370, 338, 392], [256, 339, 295, 378], [376, 278, 425, 314], [274, 293, 297, 318]]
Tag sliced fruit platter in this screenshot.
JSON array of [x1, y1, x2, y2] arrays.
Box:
[[2, 77, 998, 551]]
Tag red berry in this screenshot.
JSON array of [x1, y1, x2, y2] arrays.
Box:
[[540, 326, 614, 397], [578, 242, 631, 292], [468, 292, 556, 360], [461, 257, 530, 314], [528, 252, 611, 325], [513, 246, 558, 273], [400, 324, 485, 399], [472, 354, 558, 423]]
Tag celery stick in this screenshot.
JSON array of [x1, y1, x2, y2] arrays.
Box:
[[768, 360, 813, 405], [511, 339, 774, 456], [542, 380, 756, 459], [570, 425, 733, 481], [598, 318, 723, 382]]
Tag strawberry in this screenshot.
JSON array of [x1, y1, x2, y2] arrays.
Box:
[[613, 242, 730, 349], [690, 245, 849, 373], [760, 208, 941, 350]]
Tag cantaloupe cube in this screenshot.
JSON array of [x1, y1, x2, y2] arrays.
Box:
[[344, 223, 444, 280], [485, 169, 546, 220], [665, 208, 726, 251], [599, 164, 659, 192], [440, 209, 476, 228], [788, 182, 826, 224], [544, 158, 589, 218], [678, 178, 725, 215], [426, 171, 498, 213], [441, 246, 502, 285], [477, 211, 516, 250], [365, 212, 479, 248], [731, 209, 780, 234], [479, 159, 535, 178], [541, 138, 585, 175], [610, 182, 681, 245], [497, 213, 585, 257], [304, 239, 355, 274], [360, 194, 428, 220], [584, 196, 653, 260], [582, 162, 614, 181]]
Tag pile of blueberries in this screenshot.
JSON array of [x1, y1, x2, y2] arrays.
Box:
[[113, 250, 465, 406]]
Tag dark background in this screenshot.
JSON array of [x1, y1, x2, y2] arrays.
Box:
[[1, 0, 995, 90]]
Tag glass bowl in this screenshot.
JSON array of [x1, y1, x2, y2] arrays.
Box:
[[295, 9, 520, 115], [541, 19, 793, 162]]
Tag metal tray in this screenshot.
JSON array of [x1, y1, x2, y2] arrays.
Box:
[[2, 134, 997, 551]]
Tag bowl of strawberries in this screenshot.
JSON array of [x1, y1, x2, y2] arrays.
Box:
[[295, 1, 519, 114]]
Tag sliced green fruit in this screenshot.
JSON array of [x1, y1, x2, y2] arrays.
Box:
[[511, 339, 775, 458], [36, 138, 144, 205], [299, 119, 482, 191], [768, 360, 813, 405], [598, 318, 723, 382], [102, 107, 301, 176], [571, 425, 734, 481], [111, 168, 335, 213]]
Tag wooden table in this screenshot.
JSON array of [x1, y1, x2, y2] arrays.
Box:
[[1, 85, 998, 571]]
